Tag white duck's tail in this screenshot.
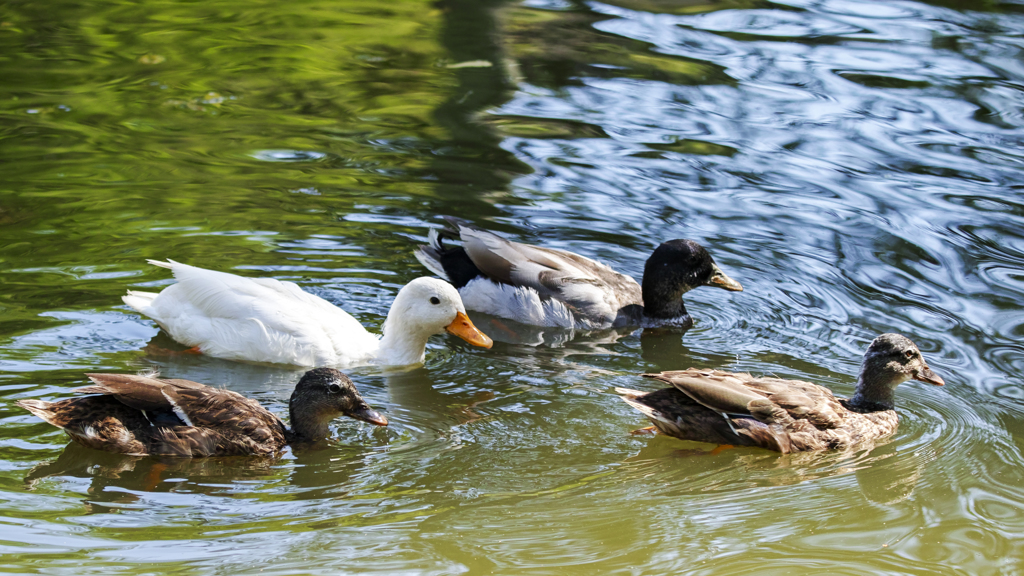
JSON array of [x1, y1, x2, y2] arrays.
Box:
[[122, 289, 161, 316], [414, 228, 450, 281], [146, 259, 176, 269], [121, 259, 179, 317]]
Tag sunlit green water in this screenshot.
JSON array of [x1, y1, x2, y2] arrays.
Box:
[[2, 0, 1024, 573]]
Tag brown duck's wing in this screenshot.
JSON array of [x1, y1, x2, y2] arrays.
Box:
[[644, 370, 845, 430], [77, 373, 204, 415], [79, 373, 257, 425], [743, 376, 845, 429], [643, 370, 771, 416], [160, 378, 212, 390], [79, 374, 286, 454], [617, 386, 750, 445], [171, 387, 285, 450]]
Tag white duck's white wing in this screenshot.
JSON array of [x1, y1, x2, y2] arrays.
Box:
[[123, 260, 379, 366], [456, 225, 641, 328]]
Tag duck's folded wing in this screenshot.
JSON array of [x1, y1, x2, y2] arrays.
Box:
[[76, 373, 211, 426], [152, 259, 367, 334], [170, 386, 268, 424], [643, 370, 770, 416], [456, 226, 582, 291], [456, 224, 636, 321], [744, 377, 844, 428], [644, 370, 843, 428], [78, 373, 250, 425]]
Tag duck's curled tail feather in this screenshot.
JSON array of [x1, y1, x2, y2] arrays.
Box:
[[414, 229, 450, 281], [146, 259, 177, 269]]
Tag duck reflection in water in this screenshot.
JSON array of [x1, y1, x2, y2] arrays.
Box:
[[382, 367, 496, 427], [23, 443, 279, 510], [623, 432, 924, 501]]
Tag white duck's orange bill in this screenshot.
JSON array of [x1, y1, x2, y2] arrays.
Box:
[[445, 311, 493, 349]]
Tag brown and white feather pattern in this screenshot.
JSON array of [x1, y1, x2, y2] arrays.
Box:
[[619, 369, 899, 454], [18, 373, 287, 457]]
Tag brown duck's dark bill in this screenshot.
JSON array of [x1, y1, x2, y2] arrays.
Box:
[[351, 405, 388, 426], [914, 366, 945, 386], [706, 265, 743, 292], [446, 311, 494, 349]]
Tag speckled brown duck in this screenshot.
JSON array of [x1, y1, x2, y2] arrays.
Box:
[[17, 367, 387, 457], [617, 334, 944, 453]]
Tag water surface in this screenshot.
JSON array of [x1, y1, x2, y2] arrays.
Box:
[[1, 0, 1023, 573]]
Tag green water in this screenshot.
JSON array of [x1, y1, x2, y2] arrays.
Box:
[[2, 0, 1024, 573]]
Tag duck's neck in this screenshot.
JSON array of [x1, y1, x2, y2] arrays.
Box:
[[287, 402, 334, 442], [375, 315, 431, 366], [849, 367, 904, 411], [641, 282, 689, 320]]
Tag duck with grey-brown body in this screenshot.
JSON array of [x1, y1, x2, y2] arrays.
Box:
[[17, 368, 387, 457], [617, 334, 944, 453], [414, 217, 742, 331]]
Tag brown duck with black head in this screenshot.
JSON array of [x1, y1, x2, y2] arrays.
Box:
[[17, 368, 387, 457], [617, 334, 944, 453]]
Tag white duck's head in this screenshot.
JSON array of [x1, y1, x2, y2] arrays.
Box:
[[378, 277, 492, 366]]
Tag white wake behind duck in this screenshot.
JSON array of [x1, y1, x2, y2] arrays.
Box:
[[122, 260, 492, 367]]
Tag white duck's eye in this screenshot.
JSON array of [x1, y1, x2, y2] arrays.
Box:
[[328, 383, 342, 394], [430, 296, 440, 305]]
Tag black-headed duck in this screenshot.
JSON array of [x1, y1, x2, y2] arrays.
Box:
[[414, 218, 742, 330]]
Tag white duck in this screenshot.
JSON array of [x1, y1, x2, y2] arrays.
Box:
[[122, 260, 492, 367]]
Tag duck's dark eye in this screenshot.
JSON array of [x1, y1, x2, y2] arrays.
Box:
[[328, 383, 342, 394], [430, 296, 440, 305], [904, 349, 915, 359]]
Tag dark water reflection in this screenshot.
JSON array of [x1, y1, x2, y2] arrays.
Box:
[[2, 0, 1024, 573]]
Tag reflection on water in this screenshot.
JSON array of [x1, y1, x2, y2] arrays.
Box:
[[2, 0, 1024, 572], [24, 444, 281, 502]]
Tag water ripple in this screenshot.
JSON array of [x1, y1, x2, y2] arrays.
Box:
[[3, 0, 1024, 572]]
